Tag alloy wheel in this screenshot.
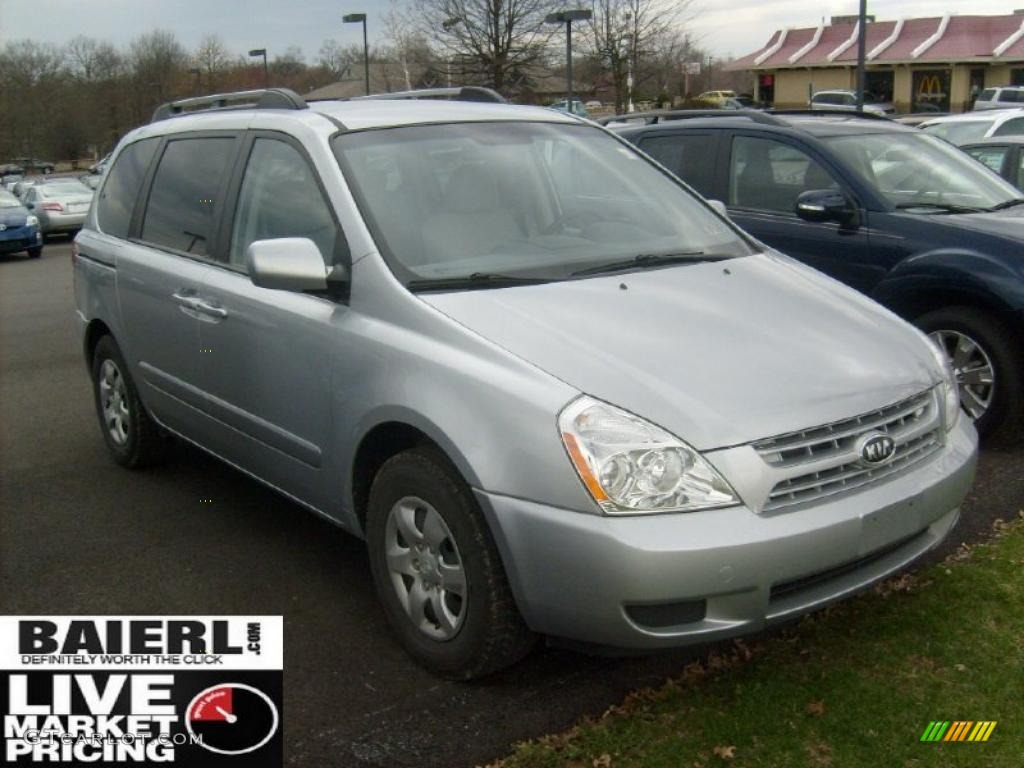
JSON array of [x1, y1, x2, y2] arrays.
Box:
[[928, 329, 995, 421], [384, 496, 467, 641], [98, 358, 130, 446]]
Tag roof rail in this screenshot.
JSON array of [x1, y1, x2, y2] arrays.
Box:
[[767, 108, 892, 121], [598, 109, 785, 127], [151, 88, 308, 123], [350, 86, 507, 104]]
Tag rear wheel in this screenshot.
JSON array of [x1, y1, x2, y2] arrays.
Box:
[[366, 447, 535, 679], [91, 335, 169, 467], [915, 307, 1024, 447]]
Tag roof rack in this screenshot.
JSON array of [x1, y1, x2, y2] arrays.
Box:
[[597, 109, 785, 127], [767, 109, 891, 121], [349, 86, 507, 104], [151, 88, 308, 123]]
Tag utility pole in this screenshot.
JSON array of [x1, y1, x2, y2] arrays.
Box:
[[855, 0, 868, 111]]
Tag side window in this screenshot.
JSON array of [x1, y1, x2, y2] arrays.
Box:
[[1016, 152, 1024, 190], [965, 146, 1008, 173], [977, 89, 995, 102], [96, 138, 158, 238], [729, 136, 839, 213], [141, 137, 234, 257], [993, 117, 1024, 136], [229, 138, 341, 270], [639, 134, 718, 198]]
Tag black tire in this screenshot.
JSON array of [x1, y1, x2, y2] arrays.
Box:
[[27, 247, 42, 259], [91, 335, 169, 468], [915, 306, 1024, 447], [366, 446, 535, 679]]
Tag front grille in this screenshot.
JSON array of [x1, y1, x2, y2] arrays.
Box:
[[754, 390, 942, 512]]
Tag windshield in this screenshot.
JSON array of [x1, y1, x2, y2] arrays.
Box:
[[0, 191, 22, 208], [921, 120, 994, 144], [824, 131, 1020, 210], [333, 122, 753, 285]]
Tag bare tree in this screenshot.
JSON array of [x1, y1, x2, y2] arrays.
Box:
[[382, 0, 422, 90], [415, 0, 555, 93], [195, 33, 232, 91], [585, 0, 687, 112]]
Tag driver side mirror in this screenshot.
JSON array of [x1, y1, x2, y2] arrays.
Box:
[[795, 189, 857, 226], [247, 238, 347, 294]]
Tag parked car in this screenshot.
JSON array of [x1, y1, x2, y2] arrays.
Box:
[[2, 173, 24, 192], [960, 136, 1024, 189], [79, 174, 102, 191], [972, 85, 1024, 111], [24, 179, 93, 239], [76, 90, 975, 679], [895, 112, 950, 127], [0, 189, 43, 258], [89, 152, 112, 175], [919, 108, 1024, 145], [697, 90, 736, 106], [12, 157, 56, 174], [11, 178, 40, 199], [549, 98, 588, 117], [809, 90, 895, 116], [611, 111, 1024, 444], [584, 100, 602, 109]]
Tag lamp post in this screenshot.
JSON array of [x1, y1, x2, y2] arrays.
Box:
[[248, 48, 268, 87], [855, 0, 868, 111], [344, 13, 370, 95], [545, 9, 592, 109]]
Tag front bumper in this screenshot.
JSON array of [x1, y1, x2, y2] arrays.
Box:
[[0, 226, 42, 253], [477, 416, 976, 650]]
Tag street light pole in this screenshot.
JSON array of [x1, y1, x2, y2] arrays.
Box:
[[344, 13, 370, 95], [855, 0, 868, 111], [545, 10, 592, 110], [248, 48, 268, 87]]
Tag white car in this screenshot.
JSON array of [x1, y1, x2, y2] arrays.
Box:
[[919, 108, 1024, 146], [973, 85, 1024, 111], [809, 90, 894, 116]]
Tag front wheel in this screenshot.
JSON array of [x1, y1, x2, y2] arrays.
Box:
[[366, 447, 535, 679], [27, 247, 42, 259], [915, 307, 1024, 447]]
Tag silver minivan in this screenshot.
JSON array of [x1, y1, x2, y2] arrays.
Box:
[[74, 88, 977, 679]]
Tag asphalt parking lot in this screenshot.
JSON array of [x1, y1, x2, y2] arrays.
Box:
[[2, 242, 1022, 768]]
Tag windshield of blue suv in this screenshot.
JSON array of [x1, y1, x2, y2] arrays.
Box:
[[333, 122, 755, 286], [825, 131, 1021, 211]]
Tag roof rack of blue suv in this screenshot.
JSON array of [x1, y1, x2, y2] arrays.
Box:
[[346, 86, 507, 104], [151, 88, 308, 122], [597, 109, 785, 127]]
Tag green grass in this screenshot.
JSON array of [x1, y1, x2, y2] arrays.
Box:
[[496, 517, 1024, 768]]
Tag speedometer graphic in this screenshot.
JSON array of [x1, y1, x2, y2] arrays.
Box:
[[185, 683, 280, 756]]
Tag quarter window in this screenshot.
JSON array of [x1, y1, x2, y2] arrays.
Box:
[[229, 138, 342, 270], [729, 136, 838, 213], [965, 146, 1008, 174], [96, 138, 158, 239], [141, 137, 234, 257]]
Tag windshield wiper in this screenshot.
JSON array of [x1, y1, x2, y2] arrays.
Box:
[[987, 198, 1024, 211], [894, 202, 985, 214], [406, 272, 553, 292], [571, 251, 725, 277]]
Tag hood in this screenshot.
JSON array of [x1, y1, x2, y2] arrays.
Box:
[[919, 205, 1024, 242], [420, 253, 940, 450], [0, 207, 28, 227]]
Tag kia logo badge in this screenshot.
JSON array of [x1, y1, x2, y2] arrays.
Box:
[[857, 432, 896, 466]]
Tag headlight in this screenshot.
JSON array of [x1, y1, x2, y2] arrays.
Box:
[[559, 396, 739, 514], [25, 215, 38, 227], [927, 337, 960, 431]]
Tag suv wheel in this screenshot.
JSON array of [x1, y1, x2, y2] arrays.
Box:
[[91, 336, 169, 467], [916, 307, 1024, 446], [366, 447, 535, 679]]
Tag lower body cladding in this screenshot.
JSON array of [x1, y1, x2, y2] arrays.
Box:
[[477, 418, 976, 650]]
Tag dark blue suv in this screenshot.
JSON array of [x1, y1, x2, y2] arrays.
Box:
[[611, 111, 1024, 446]]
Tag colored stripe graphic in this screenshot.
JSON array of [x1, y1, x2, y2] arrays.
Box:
[[921, 721, 996, 742]]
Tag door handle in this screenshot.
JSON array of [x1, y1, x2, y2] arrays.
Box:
[[172, 291, 201, 310], [192, 299, 228, 319]]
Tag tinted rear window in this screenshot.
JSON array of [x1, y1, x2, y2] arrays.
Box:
[[96, 139, 158, 239], [141, 138, 234, 256], [639, 133, 718, 198], [977, 89, 996, 102]]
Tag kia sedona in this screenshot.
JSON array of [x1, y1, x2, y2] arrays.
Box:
[[74, 88, 977, 679], [611, 110, 1024, 446]]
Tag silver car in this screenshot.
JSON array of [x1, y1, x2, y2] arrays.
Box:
[[74, 88, 977, 679], [24, 179, 93, 238], [810, 89, 895, 116]]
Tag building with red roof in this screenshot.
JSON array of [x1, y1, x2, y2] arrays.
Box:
[[728, 11, 1024, 112]]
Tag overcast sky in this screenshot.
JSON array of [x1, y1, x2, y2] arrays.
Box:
[[0, 0, 1020, 61]]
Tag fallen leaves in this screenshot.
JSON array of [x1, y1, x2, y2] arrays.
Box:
[[712, 745, 736, 761], [805, 699, 827, 716], [806, 741, 833, 767], [592, 754, 613, 768]]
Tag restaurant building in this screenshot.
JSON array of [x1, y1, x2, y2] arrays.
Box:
[[728, 11, 1024, 113]]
